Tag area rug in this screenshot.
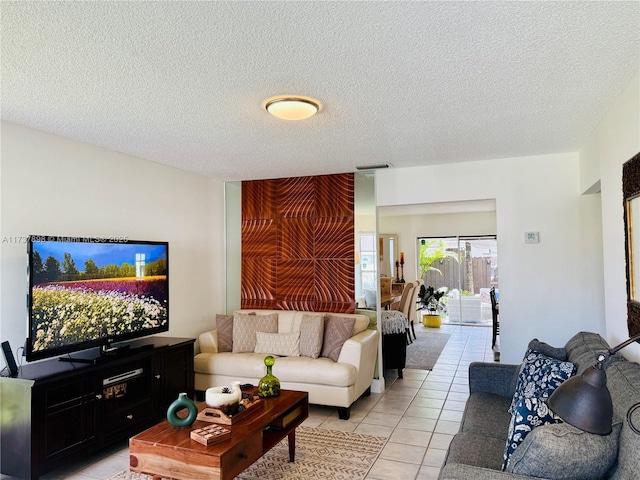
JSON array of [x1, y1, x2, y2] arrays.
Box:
[[109, 426, 387, 480], [405, 328, 451, 370]]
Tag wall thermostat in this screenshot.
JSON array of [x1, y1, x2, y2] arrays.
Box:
[[524, 232, 540, 244]]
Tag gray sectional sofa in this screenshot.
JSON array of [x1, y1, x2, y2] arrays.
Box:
[[439, 332, 640, 480]]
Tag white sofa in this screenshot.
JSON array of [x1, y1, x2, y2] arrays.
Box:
[[194, 309, 379, 419]]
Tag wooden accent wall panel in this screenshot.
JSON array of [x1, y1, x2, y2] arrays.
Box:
[[241, 174, 355, 313]]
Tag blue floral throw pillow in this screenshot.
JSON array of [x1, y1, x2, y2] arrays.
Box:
[[502, 397, 561, 470], [509, 349, 575, 414]]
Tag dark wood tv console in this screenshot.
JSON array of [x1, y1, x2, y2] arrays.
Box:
[[0, 336, 195, 480]]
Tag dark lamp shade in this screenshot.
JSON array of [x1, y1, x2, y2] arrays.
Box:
[[548, 365, 613, 435]]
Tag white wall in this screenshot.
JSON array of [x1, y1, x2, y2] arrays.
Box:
[[376, 153, 605, 364], [0, 122, 226, 367], [379, 211, 497, 281], [581, 69, 640, 362]]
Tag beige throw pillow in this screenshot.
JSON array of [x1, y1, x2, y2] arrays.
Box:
[[299, 314, 324, 359], [232, 312, 278, 353], [216, 314, 234, 352], [321, 315, 356, 362], [254, 331, 300, 356]]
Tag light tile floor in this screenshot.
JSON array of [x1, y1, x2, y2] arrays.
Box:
[[2, 324, 495, 480]]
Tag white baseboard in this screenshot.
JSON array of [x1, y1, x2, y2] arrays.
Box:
[[371, 378, 385, 393]]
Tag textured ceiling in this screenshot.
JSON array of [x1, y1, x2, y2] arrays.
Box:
[[2, 1, 639, 181]]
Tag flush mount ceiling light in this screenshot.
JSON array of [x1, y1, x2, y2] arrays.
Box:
[[263, 95, 321, 121]]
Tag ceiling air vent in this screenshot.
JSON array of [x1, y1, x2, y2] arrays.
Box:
[[355, 164, 391, 170]]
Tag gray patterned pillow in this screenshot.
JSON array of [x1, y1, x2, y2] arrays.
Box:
[[299, 314, 324, 359], [232, 312, 278, 353], [506, 420, 622, 479], [216, 314, 234, 352], [320, 315, 356, 362]]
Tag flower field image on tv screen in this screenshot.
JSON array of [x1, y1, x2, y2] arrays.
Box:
[[30, 240, 168, 352]]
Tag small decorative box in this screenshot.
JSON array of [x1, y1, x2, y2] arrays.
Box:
[[196, 395, 263, 425], [189, 424, 231, 446]]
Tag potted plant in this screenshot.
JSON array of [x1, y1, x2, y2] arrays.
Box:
[[417, 285, 447, 327]]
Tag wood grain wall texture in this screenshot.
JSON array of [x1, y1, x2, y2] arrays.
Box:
[[241, 173, 355, 313]]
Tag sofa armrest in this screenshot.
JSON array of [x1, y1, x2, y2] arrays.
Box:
[[439, 464, 538, 480], [338, 329, 379, 396], [338, 329, 379, 366], [469, 362, 520, 398], [198, 329, 219, 354]]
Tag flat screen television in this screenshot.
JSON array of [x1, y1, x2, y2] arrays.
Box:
[[26, 235, 169, 362]]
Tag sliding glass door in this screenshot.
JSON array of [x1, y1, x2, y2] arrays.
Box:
[[417, 236, 498, 325]]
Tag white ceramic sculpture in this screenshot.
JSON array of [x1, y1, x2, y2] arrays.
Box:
[[205, 381, 242, 415]]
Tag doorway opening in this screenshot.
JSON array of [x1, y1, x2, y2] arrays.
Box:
[[417, 235, 498, 326]]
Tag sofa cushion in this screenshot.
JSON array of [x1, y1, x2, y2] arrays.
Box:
[[273, 355, 357, 386], [254, 331, 300, 357], [502, 397, 561, 470], [460, 392, 512, 439], [232, 312, 278, 353], [509, 349, 575, 414], [216, 314, 234, 352], [468, 362, 520, 398], [299, 313, 324, 359], [194, 352, 357, 387], [350, 315, 370, 336], [606, 358, 640, 480], [564, 331, 624, 374], [528, 338, 568, 361], [445, 433, 506, 471], [195, 352, 268, 378], [562, 332, 640, 480], [506, 420, 622, 479], [321, 315, 356, 362]]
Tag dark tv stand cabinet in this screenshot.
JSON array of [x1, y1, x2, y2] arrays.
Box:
[[0, 336, 195, 480]]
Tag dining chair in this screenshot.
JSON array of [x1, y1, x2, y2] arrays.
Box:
[[388, 281, 415, 344], [407, 279, 423, 341], [380, 309, 409, 378], [379, 277, 392, 296], [490, 287, 499, 349], [403, 282, 418, 344]]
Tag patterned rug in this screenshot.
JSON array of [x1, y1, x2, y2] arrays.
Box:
[[109, 426, 386, 480], [405, 327, 451, 370]]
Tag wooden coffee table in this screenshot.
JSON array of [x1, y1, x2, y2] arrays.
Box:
[[129, 389, 309, 480]]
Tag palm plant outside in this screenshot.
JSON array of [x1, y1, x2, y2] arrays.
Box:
[[418, 239, 460, 278]]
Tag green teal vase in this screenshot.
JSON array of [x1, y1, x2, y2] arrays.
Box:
[[166, 392, 198, 428], [258, 356, 281, 398]]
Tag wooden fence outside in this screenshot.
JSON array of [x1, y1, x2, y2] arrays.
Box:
[[422, 256, 496, 294]]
